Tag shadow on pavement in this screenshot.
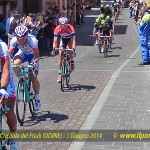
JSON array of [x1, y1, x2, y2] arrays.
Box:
[[68, 84, 96, 91], [112, 47, 122, 50], [114, 25, 128, 35], [23, 111, 69, 126], [109, 54, 120, 57]]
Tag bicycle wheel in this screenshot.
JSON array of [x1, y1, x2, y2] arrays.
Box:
[[16, 79, 26, 126], [61, 60, 65, 91], [109, 38, 112, 49], [28, 81, 36, 116], [66, 61, 70, 88], [104, 43, 108, 58]]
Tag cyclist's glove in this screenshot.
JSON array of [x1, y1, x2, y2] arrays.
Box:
[[73, 48, 76, 57], [0, 89, 9, 99], [30, 61, 38, 69], [51, 48, 56, 56]]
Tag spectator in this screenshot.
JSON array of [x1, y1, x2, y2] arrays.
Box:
[[0, 16, 6, 42], [62, 6, 67, 18], [6, 11, 14, 45]]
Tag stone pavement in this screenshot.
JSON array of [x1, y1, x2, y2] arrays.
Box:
[[68, 8, 150, 150], [3, 6, 145, 150]]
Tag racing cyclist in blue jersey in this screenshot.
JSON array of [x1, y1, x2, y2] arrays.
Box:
[[9, 25, 40, 111]]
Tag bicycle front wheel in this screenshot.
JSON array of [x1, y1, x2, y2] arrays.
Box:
[[104, 44, 108, 58], [28, 81, 36, 116], [16, 79, 26, 126], [66, 61, 70, 88], [61, 60, 65, 91]]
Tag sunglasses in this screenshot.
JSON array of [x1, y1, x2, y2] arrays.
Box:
[[61, 25, 67, 27], [17, 37, 27, 40]]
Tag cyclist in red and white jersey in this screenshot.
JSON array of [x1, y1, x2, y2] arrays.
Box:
[[53, 17, 76, 83]]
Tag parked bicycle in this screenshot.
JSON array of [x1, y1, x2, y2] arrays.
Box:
[[12, 64, 37, 126], [54, 48, 75, 92]]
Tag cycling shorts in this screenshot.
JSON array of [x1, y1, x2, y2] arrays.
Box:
[[101, 30, 110, 36], [59, 37, 72, 48], [13, 49, 39, 73], [0, 72, 16, 100]]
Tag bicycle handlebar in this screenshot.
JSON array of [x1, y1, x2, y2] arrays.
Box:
[[12, 65, 36, 77], [99, 36, 111, 38], [54, 48, 74, 51]]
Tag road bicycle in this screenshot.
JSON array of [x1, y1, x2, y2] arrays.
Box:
[[54, 48, 75, 92], [0, 101, 10, 150], [100, 36, 110, 58], [12, 64, 37, 126]]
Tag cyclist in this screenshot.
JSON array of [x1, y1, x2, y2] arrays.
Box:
[[93, 18, 101, 45], [0, 38, 19, 149], [138, 10, 150, 65], [99, 20, 111, 52], [105, 15, 114, 39], [100, 5, 105, 14], [112, 1, 120, 17], [105, 4, 113, 17], [53, 17, 76, 83], [9, 25, 40, 110]]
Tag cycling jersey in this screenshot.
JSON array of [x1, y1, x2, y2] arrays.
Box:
[[54, 24, 75, 39], [106, 21, 113, 30], [9, 34, 38, 54], [54, 24, 75, 48], [113, 2, 120, 11], [0, 40, 15, 99], [94, 23, 101, 31], [9, 34, 39, 72], [100, 24, 110, 36]]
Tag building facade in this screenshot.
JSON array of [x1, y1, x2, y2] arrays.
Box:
[[0, 0, 80, 23]]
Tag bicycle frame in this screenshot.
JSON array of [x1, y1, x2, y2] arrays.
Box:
[[12, 65, 37, 125], [15, 65, 36, 102], [55, 48, 74, 91]]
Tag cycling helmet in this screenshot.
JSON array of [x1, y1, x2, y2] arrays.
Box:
[[100, 5, 104, 8], [106, 4, 109, 8], [101, 20, 106, 25], [101, 14, 104, 18], [95, 18, 100, 23], [106, 16, 110, 20], [14, 25, 28, 37], [58, 17, 68, 25]]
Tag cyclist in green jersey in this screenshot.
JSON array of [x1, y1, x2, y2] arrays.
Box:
[[100, 20, 111, 52]]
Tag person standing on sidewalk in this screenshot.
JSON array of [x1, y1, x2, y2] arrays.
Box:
[[138, 8, 150, 65], [6, 11, 14, 46]]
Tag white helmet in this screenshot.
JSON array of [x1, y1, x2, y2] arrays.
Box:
[[58, 17, 68, 25], [106, 4, 109, 8], [14, 25, 28, 37]]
